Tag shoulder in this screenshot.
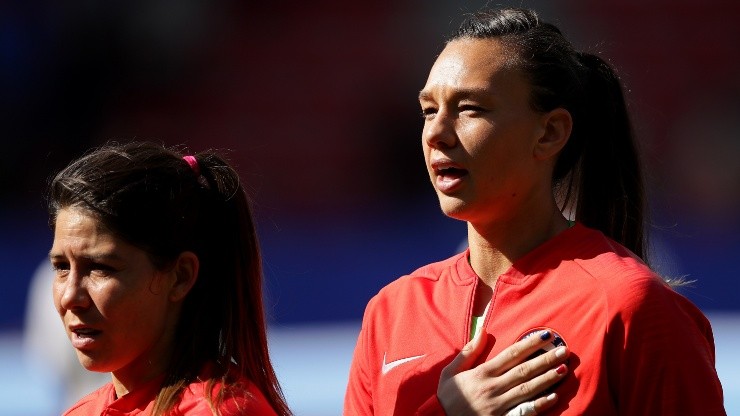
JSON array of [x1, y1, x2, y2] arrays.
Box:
[[177, 373, 278, 416], [363, 251, 470, 315], [564, 227, 713, 334], [545, 225, 711, 324], [376, 251, 469, 297], [559, 225, 663, 298], [221, 380, 278, 416], [62, 383, 115, 416], [407, 251, 467, 280]]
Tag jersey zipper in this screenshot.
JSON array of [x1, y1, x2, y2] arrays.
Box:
[[465, 277, 498, 345]]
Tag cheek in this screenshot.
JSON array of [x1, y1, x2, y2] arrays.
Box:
[[421, 139, 432, 157], [51, 280, 65, 314], [460, 120, 495, 152], [90, 278, 149, 319], [465, 137, 499, 171], [104, 286, 171, 338], [128, 276, 172, 313], [116, 298, 165, 327], [422, 145, 434, 171]]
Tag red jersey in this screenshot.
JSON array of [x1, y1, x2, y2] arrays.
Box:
[[344, 223, 726, 415], [63, 364, 278, 416]]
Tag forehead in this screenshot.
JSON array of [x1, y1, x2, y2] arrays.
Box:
[[51, 208, 116, 252], [55, 207, 104, 233], [423, 38, 520, 92]]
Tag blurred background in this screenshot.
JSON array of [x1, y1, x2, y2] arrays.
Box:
[[1, 0, 738, 414]]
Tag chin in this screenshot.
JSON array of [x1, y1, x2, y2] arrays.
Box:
[[76, 351, 111, 373], [438, 198, 469, 221]]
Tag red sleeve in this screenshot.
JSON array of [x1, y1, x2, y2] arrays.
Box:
[[344, 320, 375, 415], [219, 390, 278, 416], [176, 378, 279, 416], [607, 276, 726, 415], [220, 380, 279, 416]]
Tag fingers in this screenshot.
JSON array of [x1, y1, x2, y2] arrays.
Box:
[[498, 344, 568, 396], [440, 329, 488, 380], [437, 330, 568, 416], [475, 330, 569, 410], [504, 400, 536, 416], [481, 330, 566, 376], [496, 359, 567, 411], [503, 393, 558, 416], [531, 392, 559, 413]]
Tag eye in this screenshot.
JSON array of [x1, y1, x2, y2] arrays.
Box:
[[90, 263, 116, 277], [459, 104, 487, 115], [51, 261, 70, 277], [52, 262, 69, 271], [421, 106, 437, 120]]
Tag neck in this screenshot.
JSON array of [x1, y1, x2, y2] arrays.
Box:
[[111, 318, 178, 398], [112, 349, 170, 399], [467, 205, 569, 288]]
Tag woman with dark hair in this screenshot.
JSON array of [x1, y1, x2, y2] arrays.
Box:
[[48, 141, 292, 415], [344, 7, 725, 415]]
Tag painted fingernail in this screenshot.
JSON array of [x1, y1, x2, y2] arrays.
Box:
[[555, 346, 567, 358], [556, 364, 567, 375], [546, 393, 557, 402], [540, 330, 551, 340]]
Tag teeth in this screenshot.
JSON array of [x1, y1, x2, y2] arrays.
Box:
[[74, 328, 97, 335]]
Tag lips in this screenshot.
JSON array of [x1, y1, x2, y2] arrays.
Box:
[[73, 327, 101, 336], [69, 325, 102, 349], [431, 159, 468, 193]]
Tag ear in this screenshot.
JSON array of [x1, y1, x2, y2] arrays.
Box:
[[533, 108, 572, 161], [168, 251, 199, 302]]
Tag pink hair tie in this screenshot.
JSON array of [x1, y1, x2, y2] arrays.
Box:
[[183, 155, 201, 176]]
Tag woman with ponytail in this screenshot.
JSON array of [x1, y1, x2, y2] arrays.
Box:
[[345, 7, 725, 415], [48, 141, 292, 415]]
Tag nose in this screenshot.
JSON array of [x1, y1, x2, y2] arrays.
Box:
[[55, 270, 91, 312], [423, 110, 457, 149]]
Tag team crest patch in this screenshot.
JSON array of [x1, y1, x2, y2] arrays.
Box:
[[517, 327, 567, 361]]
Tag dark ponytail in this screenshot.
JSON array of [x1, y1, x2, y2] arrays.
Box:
[[161, 151, 292, 416], [571, 53, 646, 259], [450, 8, 648, 261]]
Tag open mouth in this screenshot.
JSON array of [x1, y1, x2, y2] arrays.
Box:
[[435, 165, 467, 179], [431, 160, 468, 193], [69, 326, 103, 349], [73, 328, 102, 336], [70, 325, 103, 339]]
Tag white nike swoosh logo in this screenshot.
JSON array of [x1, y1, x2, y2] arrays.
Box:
[[381, 352, 426, 375]]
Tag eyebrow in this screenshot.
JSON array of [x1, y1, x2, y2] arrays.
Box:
[[418, 87, 492, 102], [48, 251, 124, 263]]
